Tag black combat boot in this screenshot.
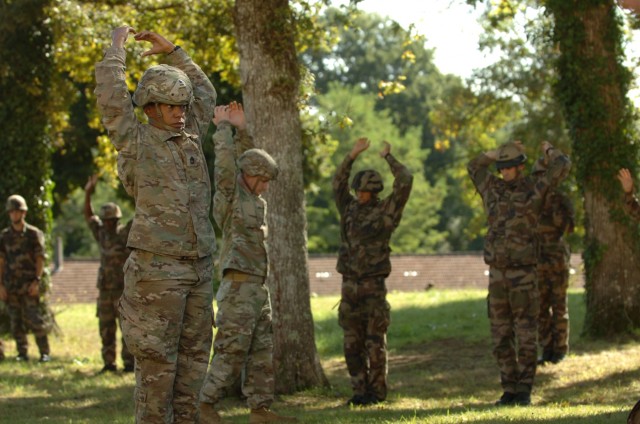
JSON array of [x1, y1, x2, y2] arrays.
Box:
[[513, 392, 531, 406], [495, 392, 516, 406]]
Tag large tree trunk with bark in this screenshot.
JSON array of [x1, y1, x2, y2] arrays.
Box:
[[548, 0, 640, 335], [233, 0, 329, 392]]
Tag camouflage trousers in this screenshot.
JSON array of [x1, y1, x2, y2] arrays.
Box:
[[6, 293, 50, 357], [119, 250, 214, 424], [200, 270, 274, 410], [338, 276, 390, 401], [488, 265, 539, 394], [97, 288, 134, 368], [537, 259, 570, 356]]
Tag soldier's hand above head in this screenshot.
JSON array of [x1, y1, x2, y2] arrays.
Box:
[[85, 174, 98, 193], [618, 168, 635, 194], [228, 102, 246, 130], [27, 281, 39, 298], [111, 26, 136, 49], [213, 105, 231, 126], [485, 148, 499, 161], [134, 31, 175, 57], [380, 141, 391, 158], [350, 137, 370, 160], [541, 141, 554, 155]]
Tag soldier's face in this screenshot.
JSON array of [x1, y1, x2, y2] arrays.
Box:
[[244, 174, 270, 195], [356, 190, 372, 204], [145, 103, 187, 131], [8, 210, 26, 225], [103, 219, 118, 232], [499, 164, 524, 182]]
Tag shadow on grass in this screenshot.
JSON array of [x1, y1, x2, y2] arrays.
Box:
[[0, 361, 134, 423]]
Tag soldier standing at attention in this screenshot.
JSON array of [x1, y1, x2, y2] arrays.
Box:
[[468, 141, 570, 406], [333, 137, 413, 407], [83, 175, 134, 373], [95, 26, 217, 423], [0, 195, 52, 363], [198, 102, 296, 424], [532, 161, 575, 366]]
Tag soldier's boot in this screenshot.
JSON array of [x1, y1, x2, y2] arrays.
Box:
[[198, 402, 223, 423], [513, 392, 531, 406], [537, 349, 553, 365], [494, 392, 516, 406], [249, 407, 298, 423], [99, 363, 117, 373], [346, 395, 367, 406], [550, 352, 566, 364]]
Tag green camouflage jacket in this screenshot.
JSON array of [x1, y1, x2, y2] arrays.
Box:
[[212, 121, 268, 277], [88, 217, 132, 290], [0, 223, 45, 294], [95, 46, 216, 258], [468, 149, 571, 268], [333, 154, 413, 279]]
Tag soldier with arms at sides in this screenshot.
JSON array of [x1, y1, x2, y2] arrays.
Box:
[[84, 175, 134, 373], [333, 137, 413, 407], [0, 195, 53, 363], [95, 26, 217, 423]]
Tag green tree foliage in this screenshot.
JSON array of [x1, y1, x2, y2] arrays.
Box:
[[0, 0, 55, 236], [306, 84, 447, 253]]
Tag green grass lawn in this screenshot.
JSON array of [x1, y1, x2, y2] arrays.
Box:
[[0, 288, 637, 423]]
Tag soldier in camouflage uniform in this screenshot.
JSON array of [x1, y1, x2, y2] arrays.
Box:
[[0, 195, 52, 363], [468, 141, 570, 406], [333, 137, 413, 407], [199, 102, 296, 424], [95, 27, 216, 423], [532, 161, 575, 365], [84, 175, 134, 373]]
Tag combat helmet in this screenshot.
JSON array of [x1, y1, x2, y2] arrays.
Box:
[[495, 141, 527, 170], [132, 64, 193, 107], [6, 194, 28, 212], [99, 202, 122, 220], [351, 170, 383, 193], [238, 149, 279, 180]]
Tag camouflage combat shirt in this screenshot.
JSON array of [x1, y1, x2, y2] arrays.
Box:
[[88, 217, 132, 290], [468, 148, 571, 268], [537, 189, 574, 261], [0, 223, 45, 294], [95, 46, 216, 258], [333, 154, 413, 279], [212, 121, 268, 277]]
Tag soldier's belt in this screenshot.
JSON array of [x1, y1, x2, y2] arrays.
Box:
[[223, 270, 265, 284]]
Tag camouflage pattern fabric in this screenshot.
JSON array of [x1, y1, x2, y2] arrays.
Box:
[[200, 271, 274, 409], [333, 152, 412, 401], [96, 45, 216, 423], [623, 191, 640, 221], [119, 249, 213, 424], [88, 217, 132, 368], [200, 120, 276, 409], [98, 288, 134, 368], [338, 277, 390, 400], [87, 217, 131, 290], [6, 293, 50, 356], [211, 122, 268, 278], [468, 147, 570, 395], [488, 266, 539, 393], [537, 189, 574, 357], [333, 153, 413, 279], [0, 339, 4, 359], [0, 223, 54, 354], [467, 149, 571, 268], [95, 46, 217, 259]]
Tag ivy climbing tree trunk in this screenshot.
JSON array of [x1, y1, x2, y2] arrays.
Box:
[[547, 0, 640, 335], [232, 0, 329, 392], [0, 0, 54, 235]]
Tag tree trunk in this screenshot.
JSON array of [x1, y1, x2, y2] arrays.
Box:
[[233, 0, 329, 392], [548, 0, 640, 335]]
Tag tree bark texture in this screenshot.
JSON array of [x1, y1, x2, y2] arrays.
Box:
[[549, 0, 640, 335], [233, 0, 329, 392]]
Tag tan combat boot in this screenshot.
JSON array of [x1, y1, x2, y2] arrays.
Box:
[[198, 401, 223, 423], [249, 407, 298, 423]]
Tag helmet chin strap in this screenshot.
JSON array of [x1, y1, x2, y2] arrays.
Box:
[[148, 104, 183, 134]]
